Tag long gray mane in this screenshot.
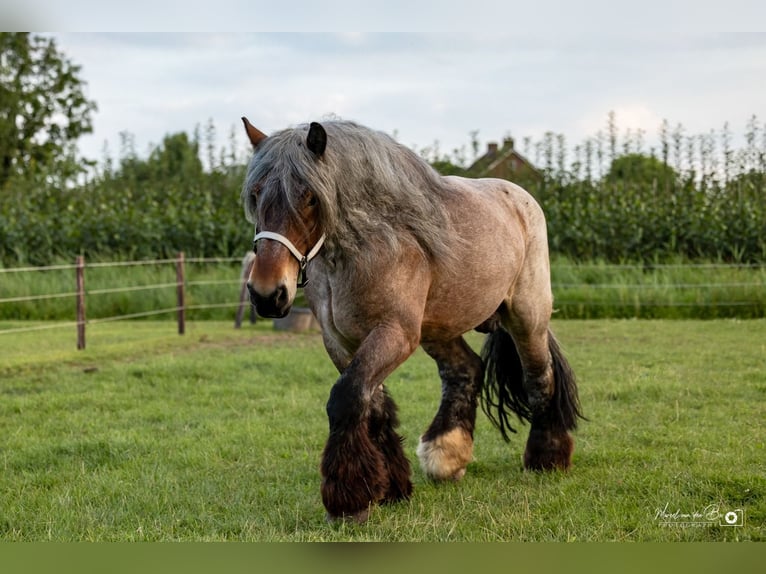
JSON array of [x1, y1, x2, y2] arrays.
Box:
[[242, 121, 455, 271]]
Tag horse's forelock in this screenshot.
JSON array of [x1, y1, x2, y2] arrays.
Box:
[[242, 129, 307, 224]]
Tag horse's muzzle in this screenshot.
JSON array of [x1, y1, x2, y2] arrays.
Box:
[[247, 282, 291, 318]]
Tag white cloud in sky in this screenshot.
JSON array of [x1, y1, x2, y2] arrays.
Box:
[[47, 32, 766, 168]]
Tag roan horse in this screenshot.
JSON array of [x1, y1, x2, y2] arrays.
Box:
[[241, 117, 584, 523]]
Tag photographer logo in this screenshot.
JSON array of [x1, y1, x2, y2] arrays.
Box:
[[722, 509, 744, 526], [654, 503, 744, 528]]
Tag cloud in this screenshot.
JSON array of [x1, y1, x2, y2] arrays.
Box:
[[48, 32, 766, 168]]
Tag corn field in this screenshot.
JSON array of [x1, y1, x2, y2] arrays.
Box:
[[0, 113, 764, 267], [532, 114, 766, 263]]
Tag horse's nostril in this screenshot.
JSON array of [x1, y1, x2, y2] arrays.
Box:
[[275, 284, 288, 308]]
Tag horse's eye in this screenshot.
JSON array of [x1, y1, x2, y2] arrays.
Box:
[[307, 193, 318, 207]]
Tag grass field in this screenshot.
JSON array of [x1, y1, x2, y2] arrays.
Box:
[[0, 319, 764, 541]]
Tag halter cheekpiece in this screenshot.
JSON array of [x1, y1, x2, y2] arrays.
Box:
[[253, 229, 326, 288]]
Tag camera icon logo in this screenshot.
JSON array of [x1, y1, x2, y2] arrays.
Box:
[[721, 509, 744, 527]]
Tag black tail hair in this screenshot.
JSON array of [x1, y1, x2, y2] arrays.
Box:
[[480, 328, 584, 442]]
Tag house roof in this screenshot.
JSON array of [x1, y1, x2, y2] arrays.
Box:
[[468, 137, 541, 179]]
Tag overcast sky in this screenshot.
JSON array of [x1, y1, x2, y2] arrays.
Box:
[[47, 31, 766, 168]]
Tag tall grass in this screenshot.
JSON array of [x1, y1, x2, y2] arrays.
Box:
[[551, 258, 766, 319], [0, 259, 245, 322], [2, 258, 763, 322]]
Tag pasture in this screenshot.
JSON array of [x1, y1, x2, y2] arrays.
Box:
[[0, 319, 763, 541]]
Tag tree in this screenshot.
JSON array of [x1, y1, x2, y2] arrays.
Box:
[[0, 33, 97, 187], [605, 153, 678, 188], [115, 131, 204, 187]]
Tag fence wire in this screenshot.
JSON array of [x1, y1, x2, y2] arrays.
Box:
[[0, 256, 246, 340], [1, 258, 764, 342]]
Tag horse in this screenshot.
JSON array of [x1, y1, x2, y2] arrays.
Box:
[[240, 117, 584, 523]]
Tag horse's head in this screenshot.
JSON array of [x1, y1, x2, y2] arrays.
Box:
[[241, 118, 326, 318]]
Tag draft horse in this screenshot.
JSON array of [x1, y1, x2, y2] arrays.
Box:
[[241, 117, 583, 523]]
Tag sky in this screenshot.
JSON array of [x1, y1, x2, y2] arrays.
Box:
[[0, 6, 748, 171], [46, 31, 766, 170]]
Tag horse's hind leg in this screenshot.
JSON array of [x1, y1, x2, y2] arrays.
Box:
[[417, 337, 483, 481], [500, 291, 581, 471]]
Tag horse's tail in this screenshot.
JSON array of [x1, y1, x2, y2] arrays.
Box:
[[480, 328, 583, 442], [547, 330, 585, 431]]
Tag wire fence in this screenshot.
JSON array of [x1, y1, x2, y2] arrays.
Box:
[[0, 253, 251, 348], [1, 256, 765, 348], [549, 261, 766, 318]]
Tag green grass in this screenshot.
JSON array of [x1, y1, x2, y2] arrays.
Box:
[[0, 320, 764, 541]]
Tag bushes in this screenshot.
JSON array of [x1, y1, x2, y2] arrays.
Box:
[[0, 131, 252, 267]]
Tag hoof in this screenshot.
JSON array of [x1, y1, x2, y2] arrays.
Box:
[[320, 427, 388, 523], [326, 507, 370, 525], [417, 427, 474, 482], [451, 467, 467, 482], [523, 428, 574, 471]]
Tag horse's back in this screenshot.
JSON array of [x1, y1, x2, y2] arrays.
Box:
[[442, 176, 547, 233], [438, 175, 549, 270]]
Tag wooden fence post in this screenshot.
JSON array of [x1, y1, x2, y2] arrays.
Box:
[[176, 252, 185, 335], [235, 256, 255, 328], [76, 255, 86, 350]]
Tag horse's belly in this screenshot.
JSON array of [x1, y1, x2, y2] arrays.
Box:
[[421, 249, 518, 340]]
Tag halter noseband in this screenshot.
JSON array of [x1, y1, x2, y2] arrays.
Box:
[[253, 229, 326, 288]]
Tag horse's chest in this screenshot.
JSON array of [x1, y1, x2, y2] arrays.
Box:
[[309, 282, 365, 352]]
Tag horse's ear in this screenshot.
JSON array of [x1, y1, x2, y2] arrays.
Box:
[[242, 117, 267, 148], [307, 122, 327, 157]]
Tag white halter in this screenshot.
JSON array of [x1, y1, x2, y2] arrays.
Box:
[[253, 229, 326, 287]]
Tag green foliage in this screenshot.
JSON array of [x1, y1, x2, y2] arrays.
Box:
[[0, 128, 251, 266], [0, 33, 96, 188], [1, 96, 764, 266], [605, 153, 678, 187], [432, 114, 765, 264], [0, 28, 762, 266], [429, 159, 467, 176], [539, 170, 765, 263], [576, 117, 764, 262]]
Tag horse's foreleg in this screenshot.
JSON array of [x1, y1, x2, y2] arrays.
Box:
[[320, 325, 417, 523], [417, 337, 483, 481], [368, 385, 413, 503]]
